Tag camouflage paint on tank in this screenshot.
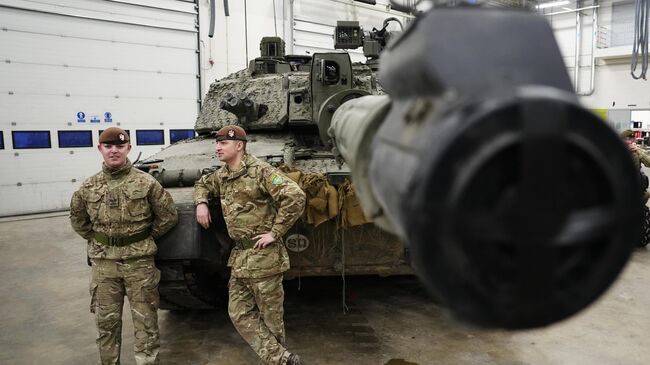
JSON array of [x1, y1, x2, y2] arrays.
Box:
[[287, 73, 312, 123], [352, 63, 381, 94], [196, 71, 290, 133]]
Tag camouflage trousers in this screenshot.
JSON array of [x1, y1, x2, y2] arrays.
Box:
[[90, 256, 161, 365], [228, 274, 292, 365]]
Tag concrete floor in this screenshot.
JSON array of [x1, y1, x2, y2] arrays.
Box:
[[1, 214, 649, 365]]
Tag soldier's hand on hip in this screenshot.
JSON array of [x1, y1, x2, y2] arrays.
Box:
[[196, 203, 212, 229], [253, 233, 276, 249]]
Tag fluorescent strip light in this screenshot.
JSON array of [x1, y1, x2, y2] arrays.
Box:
[[536, 0, 570, 9]]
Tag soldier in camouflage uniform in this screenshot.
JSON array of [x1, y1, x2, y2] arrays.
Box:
[[622, 129, 650, 171], [622, 129, 650, 247], [70, 127, 178, 365], [193, 125, 306, 365]]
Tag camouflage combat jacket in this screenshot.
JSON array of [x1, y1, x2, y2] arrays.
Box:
[[70, 159, 178, 260], [630, 145, 650, 169], [193, 153, 306, 278]]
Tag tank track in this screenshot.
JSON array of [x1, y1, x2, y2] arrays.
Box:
[[157, 261, 226, 310], [641, 206, 650, 248]]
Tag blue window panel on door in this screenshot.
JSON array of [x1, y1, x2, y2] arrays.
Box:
[[12, 131, 51, 149], [0, 131, 4, 149], [58, 131, 93, 148], [170, 129, 196, 143], [136, 130, 164, 145]]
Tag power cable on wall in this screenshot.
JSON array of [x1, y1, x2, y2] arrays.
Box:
[[225, 12, 230, 74], [223, 0, 230, 16], [631, 0, 649, 79], [200, 40, 214, 70], [244, 0, 249, 64]]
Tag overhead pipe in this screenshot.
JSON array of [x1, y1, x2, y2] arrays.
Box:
[[209, 0, 216, 38], [578, 0, 598, 96], [288, 0, 295, 54], [328, 0, 415, 18], [574, 0, 582, 92], [196, 1, 203, 111], [545, 4, 599, 16], [244, 0, 249, 64]]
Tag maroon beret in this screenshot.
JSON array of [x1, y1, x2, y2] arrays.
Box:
[[215, 125, 247, 142], [621, 129, 635, 139], [99, 127, 130, 145]]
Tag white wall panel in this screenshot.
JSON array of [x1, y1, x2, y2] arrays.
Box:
[[4, 33, 196, 74], [547, 3, 650, 110], [1, 0, 197, 31], [0, 0, 199, 216], [0, 96, 195, 128], [1, 65, 196, 98]]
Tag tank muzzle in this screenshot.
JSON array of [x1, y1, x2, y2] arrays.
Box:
[[368, 88, 642, 328]]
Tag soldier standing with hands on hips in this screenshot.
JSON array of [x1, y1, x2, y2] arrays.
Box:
[[193, 125, 306, 365], [70, 127, 178, 365]]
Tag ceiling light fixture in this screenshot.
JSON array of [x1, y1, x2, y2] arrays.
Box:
[[536, 0, 571, 9]]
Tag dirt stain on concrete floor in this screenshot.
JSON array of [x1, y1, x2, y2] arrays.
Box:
[[384, 359, 419, 365]]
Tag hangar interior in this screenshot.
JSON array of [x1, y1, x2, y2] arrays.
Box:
[[1, 0, 650, 364], [1, 0, 648, 217]]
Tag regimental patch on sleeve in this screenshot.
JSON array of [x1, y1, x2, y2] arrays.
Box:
[[269, 173, 285, 185]]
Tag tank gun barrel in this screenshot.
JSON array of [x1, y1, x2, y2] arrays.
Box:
[[329, 8, 643, 329]]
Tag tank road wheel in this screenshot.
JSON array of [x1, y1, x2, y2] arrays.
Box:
[[158, 261, 229, 310], [155, 203, 233, 310]]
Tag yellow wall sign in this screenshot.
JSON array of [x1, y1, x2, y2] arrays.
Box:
[[592, 109, 608, 121]]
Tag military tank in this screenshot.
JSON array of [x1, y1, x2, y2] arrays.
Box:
[[140, 8, 644, 329], [137, 18, 405, 311]]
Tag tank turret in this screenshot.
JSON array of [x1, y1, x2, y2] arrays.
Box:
[[142, 9, 642, 329]]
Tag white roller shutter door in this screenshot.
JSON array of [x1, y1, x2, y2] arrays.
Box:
[[0, 0, 200, 216]]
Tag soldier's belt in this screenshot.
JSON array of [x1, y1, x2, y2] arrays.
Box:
[[94, 230, 151, 247], [234, 239, 257, 250]]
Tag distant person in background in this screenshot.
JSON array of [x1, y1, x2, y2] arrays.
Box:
[[622, 129, 650, 248], [70, 127, 178, 365]]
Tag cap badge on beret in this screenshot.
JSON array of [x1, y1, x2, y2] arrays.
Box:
[[119, 134, 125, 141], [227, 129, 235, 138]]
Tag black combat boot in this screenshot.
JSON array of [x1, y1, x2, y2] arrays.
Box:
[[287, 353, 301, 365]]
